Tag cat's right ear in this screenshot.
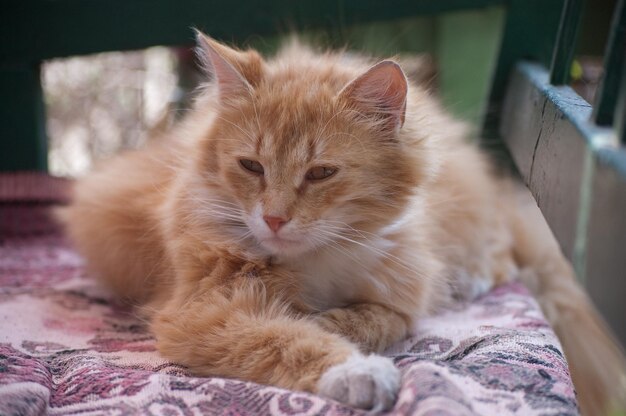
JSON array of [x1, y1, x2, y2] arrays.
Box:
[[337, 60, 408, 135], [194, 30, 262, 101]]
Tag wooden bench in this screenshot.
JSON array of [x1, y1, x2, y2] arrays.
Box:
[[1, 0, 624, 346]]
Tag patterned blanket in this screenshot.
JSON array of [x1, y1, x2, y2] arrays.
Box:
[[0, 173, 579, 415]]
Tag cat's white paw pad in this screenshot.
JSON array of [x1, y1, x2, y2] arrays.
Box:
[[318, 354, 400, 411]]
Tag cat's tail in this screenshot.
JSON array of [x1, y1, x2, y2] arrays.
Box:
[[508, 183, 626, 416]]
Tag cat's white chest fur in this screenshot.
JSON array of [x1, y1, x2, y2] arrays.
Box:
[[282, 237, 395, 311]]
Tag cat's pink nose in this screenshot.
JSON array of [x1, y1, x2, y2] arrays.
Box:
[[263, 215, 289, 233]]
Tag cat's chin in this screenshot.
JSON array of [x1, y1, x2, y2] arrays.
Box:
[[259, 236, 312, 258]]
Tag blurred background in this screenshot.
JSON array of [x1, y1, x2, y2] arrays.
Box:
[[40, 2, 616, 177], [44, 9, 507, 176]]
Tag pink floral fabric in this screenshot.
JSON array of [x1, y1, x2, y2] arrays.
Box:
[[0, 173, 578, 415]]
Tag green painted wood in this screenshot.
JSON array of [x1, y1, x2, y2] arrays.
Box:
[[0, 0, 505, 63], [549, 0, 585, 85], [0, 66, 48, 172], [593, 0, 625, 126], [437, 6, 505, 125], [482, 0, 565, 140], [500, 61, 626, 347], [617, 65, 626, 143], [339, 16, 437, 56]]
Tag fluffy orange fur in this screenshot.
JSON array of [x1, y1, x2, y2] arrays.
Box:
[[60, 33, 625, 414]]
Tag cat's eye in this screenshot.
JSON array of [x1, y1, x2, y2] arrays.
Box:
[[305, 166, 337, 181], [239, 159, 264, 175]]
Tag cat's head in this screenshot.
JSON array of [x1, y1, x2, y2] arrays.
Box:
[[187, 33, 435, 258]]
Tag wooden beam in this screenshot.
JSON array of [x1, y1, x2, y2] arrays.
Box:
[[500, 61, 626, 346], [0, 0, 505, 64]]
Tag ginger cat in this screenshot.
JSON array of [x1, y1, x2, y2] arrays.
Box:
[[60, 32, 625, 414]]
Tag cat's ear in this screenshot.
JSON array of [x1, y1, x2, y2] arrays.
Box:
[[194, 30, 263, 100], [337, 60, 408, 134]]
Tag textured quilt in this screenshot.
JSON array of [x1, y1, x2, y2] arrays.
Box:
[[0, 173, 579, 415]]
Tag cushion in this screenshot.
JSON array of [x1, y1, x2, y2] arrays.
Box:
[[0, 173, 578, 415]]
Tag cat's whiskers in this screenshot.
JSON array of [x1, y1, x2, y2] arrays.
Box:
[[182, 195, 246, 214], [308, 232, 391, 293], [313, 109, 346, 146], [212, 114, 257, 143], [181, 202, 245, 220], [324, 132, 366, 150], [318, 237, 363, 266], [250, 96, 263, 133], [321, 219, 384, 240], [184, 211, 245, 226], [205, 138, 252, 144], [233, 230, 254, 243], [180, 201, 249, 234], [315, 224, 425, 278]]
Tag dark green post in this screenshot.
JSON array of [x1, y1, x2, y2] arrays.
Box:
[[481, 0, 565, 140], [0, 65, 48, 171], [549, 0, 585, 85], [593, 0, 625, 126]]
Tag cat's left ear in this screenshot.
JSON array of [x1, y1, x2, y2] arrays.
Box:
[[337, 60, 408, 134], [194, 30, 264, 100]]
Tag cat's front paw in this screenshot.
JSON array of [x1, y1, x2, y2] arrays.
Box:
[[317, 353, 400, 412]]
